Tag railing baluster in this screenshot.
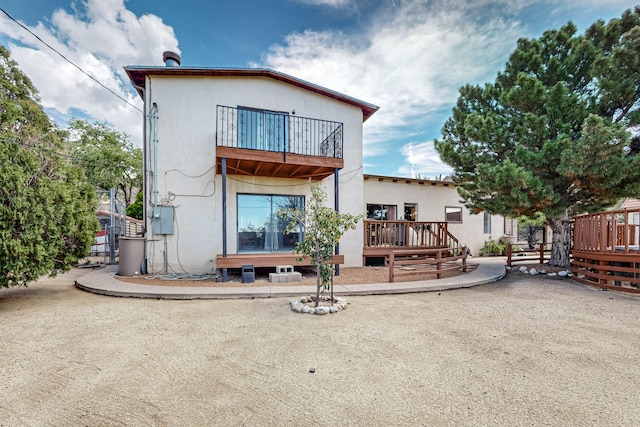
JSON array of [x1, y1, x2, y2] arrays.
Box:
[[216, 105, 342, 158]]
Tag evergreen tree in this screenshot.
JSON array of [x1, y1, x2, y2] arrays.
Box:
[[0, 45, 98, 287], [435, 8, 640, 267]]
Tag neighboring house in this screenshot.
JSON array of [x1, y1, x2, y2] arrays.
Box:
[[125, 52, 378, 274], [363, 175, 516, 258], [92, 210, 143, 254]]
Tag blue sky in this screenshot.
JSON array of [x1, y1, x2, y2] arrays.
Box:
[[0, 0, 637, 178]]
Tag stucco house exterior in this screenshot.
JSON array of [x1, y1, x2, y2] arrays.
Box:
[[125, 52, 378, 275], [363, 174, 517, 258], [125, 52, 514, 276]]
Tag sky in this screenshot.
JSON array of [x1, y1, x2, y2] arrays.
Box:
[[0, 0, 637, 179]]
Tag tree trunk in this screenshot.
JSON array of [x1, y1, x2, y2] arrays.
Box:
[[315, 247, 321, 308], [548, 211, 572, 267]]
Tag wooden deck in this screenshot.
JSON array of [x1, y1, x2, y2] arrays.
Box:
[[363, 220, 459, 264], [216, 253, 344, 269], [572, 209, 640, 293]]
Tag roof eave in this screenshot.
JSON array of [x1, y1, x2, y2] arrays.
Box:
[[124, 66, 379, 122]]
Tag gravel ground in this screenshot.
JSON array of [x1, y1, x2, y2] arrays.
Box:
[[1, 267, 639, 426]]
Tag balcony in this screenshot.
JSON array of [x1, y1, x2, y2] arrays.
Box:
[[215, 105, 344, 180]]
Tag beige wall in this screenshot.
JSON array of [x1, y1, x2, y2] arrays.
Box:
[[143, 75, 366, 273], [363, 177, 512, 256]]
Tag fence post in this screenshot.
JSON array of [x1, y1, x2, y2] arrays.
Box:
[[507, 243, 512, 267], [539, 243, 545, 264], [388, 251, 395, 283], [462, 246, 467, 272]]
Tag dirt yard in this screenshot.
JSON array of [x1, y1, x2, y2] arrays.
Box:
[[1, 267, 639, 426]]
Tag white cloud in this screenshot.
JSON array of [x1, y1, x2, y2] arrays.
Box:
[[399, 140, 453, 179], [258, 0, 526, 162], [0, 0, 179, 144]]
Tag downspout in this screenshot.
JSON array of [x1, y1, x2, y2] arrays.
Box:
[[151, 103, 159, 208]]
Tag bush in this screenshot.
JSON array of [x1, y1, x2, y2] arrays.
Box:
[[479, 238, 506, 256]]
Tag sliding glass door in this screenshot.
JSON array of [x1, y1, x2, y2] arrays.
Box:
[[237, 107, 289, 152], [237, 194, 304, 253]]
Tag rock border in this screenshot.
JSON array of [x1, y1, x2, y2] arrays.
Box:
[[506, 265, 574, 277], [290, 295, 350, 315]]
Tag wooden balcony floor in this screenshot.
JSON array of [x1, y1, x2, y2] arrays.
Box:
[[216, 146, 342, 180]]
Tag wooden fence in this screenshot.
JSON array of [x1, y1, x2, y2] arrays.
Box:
[[506, 243, 552, 267], [388, 247, 467, 283]]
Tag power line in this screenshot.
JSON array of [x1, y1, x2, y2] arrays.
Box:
[[1, 8, 143, 114]]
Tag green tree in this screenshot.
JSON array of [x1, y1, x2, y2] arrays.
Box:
[[67, 119, 142, 206], [518, 212, 547, 249], [0, 45, 98, 287], [126, 190, 143, 220], [435, 8, 640, 267], [278, 183, 361, 306]]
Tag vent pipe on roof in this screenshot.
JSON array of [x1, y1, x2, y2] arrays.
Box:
[[162, 51, 181, 67]]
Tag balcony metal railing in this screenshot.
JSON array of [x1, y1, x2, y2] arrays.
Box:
[[216, 105, 343, 159]]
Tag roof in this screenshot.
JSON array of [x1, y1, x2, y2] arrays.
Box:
[[124, 66, 379, 122], [364, 174, 456, 188], [621, 198, 640, 210]]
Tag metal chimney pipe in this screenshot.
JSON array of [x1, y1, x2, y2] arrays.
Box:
[[162, 51, 181, 67]]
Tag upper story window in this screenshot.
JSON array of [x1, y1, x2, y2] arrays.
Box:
[[445, 206, 462, 223], [237, 107, 289, 152]]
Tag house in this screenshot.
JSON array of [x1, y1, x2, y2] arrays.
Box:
[[125, 52, 378, 275], [124, 52, 513, 276], [362, 174, 516, 260]]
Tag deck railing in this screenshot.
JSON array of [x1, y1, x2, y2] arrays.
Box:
[[573, 209, 640, 253], [572, 208, 640, 293], [364, 220, 459, 249], [216, 105, 343, 159]]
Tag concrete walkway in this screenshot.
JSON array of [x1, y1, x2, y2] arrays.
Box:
[[75, 257, 507, 299]]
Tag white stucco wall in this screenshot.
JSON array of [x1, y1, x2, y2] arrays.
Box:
[[142, 74, 366, 273], [363, 177, 512, 256]]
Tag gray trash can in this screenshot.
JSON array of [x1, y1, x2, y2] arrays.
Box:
[[118, 237, 145, 276]]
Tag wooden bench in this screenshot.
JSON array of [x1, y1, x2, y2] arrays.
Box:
[[216, 253, 344, 269], [388, 247, 467, 283]]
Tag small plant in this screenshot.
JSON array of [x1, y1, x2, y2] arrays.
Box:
[[278, 183, 361, 307], [479, 238, 506, 256]]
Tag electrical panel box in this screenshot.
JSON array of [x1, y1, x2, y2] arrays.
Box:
[[152, 206, 174, 235]]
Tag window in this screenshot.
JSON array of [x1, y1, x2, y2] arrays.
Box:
[[237, 194, 304, 253], [367, 204, 397, 220], [237, 107, 288, 152], [404, 203, 417, 221], [445, 206, 462, 223], [484, 212, 491, 234]]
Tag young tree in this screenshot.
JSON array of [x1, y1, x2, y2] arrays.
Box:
[[0, 46, 98, 287], [278, 183, 361, 306], [518, 212, 547, 249], [435, 8, 640, 267], [67, 119, 142, 206]]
